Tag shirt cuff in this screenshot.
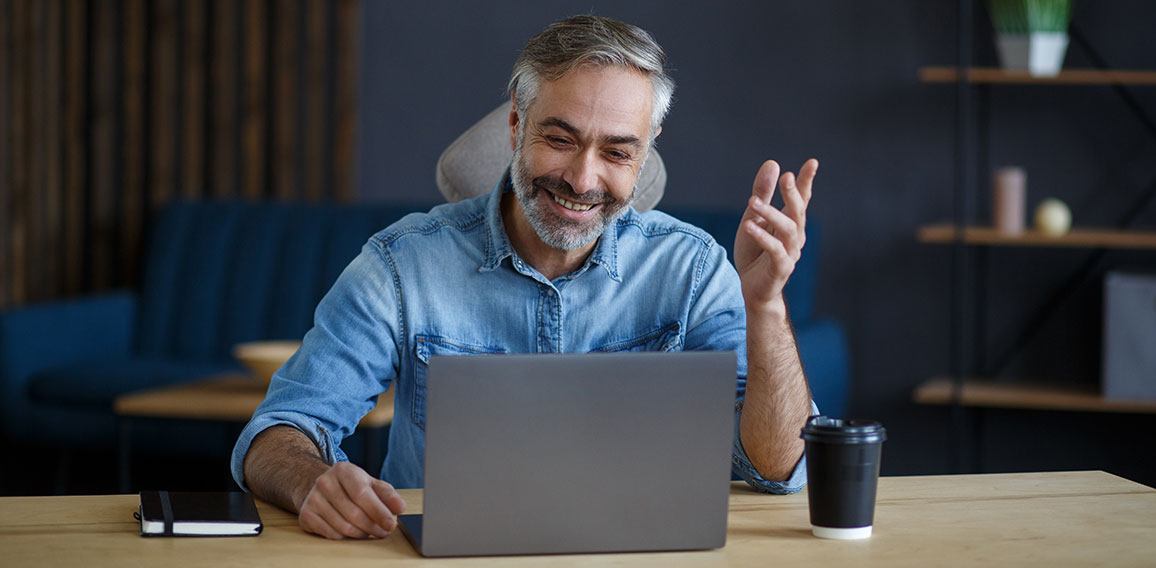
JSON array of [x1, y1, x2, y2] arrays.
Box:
[[230, 411, 348, 492], [731, 399, 819, 494]]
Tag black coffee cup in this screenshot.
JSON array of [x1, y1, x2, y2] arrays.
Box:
[[800, 415, 887, 539]]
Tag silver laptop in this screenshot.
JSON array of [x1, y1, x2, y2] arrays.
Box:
[[398, 351, 736, 557]]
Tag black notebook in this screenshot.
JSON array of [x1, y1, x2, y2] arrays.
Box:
[[137, 491, 263, 537]]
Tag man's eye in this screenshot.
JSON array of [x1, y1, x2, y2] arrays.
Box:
[[606, 150, 630, 161], [547, 137, 572, 147]]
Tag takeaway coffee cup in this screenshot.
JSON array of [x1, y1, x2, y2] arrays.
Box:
[[800, 416, 887, 539]]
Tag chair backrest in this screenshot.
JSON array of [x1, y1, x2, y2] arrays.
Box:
[[435, 103, 667, 211]]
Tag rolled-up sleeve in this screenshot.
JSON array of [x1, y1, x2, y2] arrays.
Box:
[[731, 399, 818, 494]]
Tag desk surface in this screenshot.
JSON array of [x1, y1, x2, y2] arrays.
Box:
[[2, 471, 1153, 566], [112, 374, 395, 427]]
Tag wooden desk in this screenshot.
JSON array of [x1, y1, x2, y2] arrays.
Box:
[[2, 471, 1153, 566], [112, 374, 395, 491]]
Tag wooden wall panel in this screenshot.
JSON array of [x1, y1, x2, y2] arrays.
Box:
[[272, 0, 298, 201], [0, 0, 11, 306], [63, 0, 86, 296], [306, 0, 326, 202], [122, 0, 146, 287], [0, 0, 361, 310], [89, 0, 117, 291], [183, 0, 207, 200], [334, 0, 359, 202], [10, 0, 29, 304], [39, 0, 63, 300], [242, 0, 267, 201], [211, 0, 239, 199]]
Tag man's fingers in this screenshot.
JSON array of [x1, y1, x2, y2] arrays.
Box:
[[299, 508, 348, 540], [333, 465, 396, 536], [373, 479, 408, 517], [742, 219, 793, 268], [302, 490, 371, 539], [746, 196, 804, 257], [745, 160, 780, 218], [778, 171, 807, 232], [297, 462, 404, 540], [796, 158, 818, 205]]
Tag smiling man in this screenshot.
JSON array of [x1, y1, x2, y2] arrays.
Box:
[[232, 15, 818, 540]]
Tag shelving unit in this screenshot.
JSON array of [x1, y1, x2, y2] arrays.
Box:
[[914, 5, 1156, 473], [914, 378, 1156, 414], [917, 224, 1156, 249], [919, 66, 1156, 85]]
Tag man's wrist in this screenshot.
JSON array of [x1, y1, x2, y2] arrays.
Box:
[[745, 294, 790, 323]]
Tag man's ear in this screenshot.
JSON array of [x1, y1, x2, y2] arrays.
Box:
[[508, 93, 519, 151], [653, 125, 662, 141]]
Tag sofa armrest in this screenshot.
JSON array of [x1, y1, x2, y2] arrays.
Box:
[[0, 291, 137, 436]]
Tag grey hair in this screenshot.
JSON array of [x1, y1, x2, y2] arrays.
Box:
[[507, 15, 675, 138]]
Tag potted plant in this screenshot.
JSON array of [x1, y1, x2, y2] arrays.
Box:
[[988, 0, 1073, 76]]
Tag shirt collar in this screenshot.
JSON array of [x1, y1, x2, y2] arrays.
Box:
[[480, 166, 622, 282]]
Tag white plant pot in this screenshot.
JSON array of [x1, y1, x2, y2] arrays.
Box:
[[995, 32, 1069, 77]]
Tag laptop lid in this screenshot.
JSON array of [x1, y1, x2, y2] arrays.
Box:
[[399, 351, 736, 557]]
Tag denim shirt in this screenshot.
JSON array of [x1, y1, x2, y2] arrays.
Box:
[[230, 174, 811, 495]]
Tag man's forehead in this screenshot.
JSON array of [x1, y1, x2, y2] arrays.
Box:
[[528, 65, 653, 139]]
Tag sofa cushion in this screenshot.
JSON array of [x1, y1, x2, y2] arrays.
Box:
[[27, 358, 241, 408]]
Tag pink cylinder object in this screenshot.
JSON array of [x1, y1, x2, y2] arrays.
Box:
[[993, 167, 1027, 235]]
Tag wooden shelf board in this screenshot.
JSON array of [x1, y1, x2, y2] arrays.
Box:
[[920, 66, 1156, 85], [913, 377, 1156, 414], [917, 223, 1156, 249]]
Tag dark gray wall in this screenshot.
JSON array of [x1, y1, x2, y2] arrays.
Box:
[[357, 2, 1156, 484]]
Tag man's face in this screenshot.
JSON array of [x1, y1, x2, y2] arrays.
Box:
[[510, 65, 656, 251]]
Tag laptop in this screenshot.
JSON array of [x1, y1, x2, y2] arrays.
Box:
[[398, 351, 736, 557]]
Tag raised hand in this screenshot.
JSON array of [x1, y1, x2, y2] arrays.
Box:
[[733, 159, 818, 312]]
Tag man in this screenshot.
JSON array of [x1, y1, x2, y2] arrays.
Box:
[[232, 15, 818, 540]]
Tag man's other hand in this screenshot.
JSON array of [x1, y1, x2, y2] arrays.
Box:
[[734, 159, 818, 312], [298, 461, 408, 540]]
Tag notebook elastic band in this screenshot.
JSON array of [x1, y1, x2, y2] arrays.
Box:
[[159, 490, 174, 536]]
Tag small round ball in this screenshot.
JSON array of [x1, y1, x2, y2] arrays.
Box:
[[1034, 198, 1072, 237]]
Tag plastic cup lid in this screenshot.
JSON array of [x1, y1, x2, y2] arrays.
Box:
[[800, 415, 887, 444]]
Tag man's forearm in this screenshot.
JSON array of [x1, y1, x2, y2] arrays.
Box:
[[739, 300, 812, 481], [242, 425, 333, 513]]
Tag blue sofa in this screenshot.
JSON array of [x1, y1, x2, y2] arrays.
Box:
[[0, 199, 849, 457]]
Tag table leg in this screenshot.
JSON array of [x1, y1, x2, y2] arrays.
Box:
[[118, 417, 132, 493]]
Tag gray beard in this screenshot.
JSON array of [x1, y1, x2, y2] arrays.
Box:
[[510, 140, 636, 251]]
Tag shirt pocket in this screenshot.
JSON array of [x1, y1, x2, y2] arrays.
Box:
[[412, 334, 507, 431], [589, 322, 683, 353]]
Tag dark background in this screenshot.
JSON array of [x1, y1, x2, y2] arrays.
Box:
[[356, 1, 1156, 485]]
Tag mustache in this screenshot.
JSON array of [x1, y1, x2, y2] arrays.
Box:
[[532, 175, 616, 206]]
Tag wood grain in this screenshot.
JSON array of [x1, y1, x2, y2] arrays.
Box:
[[62, 0, 85, 296], [1, 472, 1153, 566], [242, 0, 267, 201], [211, 0, 239, 197], [334, 0, 358, 202], [920, 66, 1156, 85], [917, 223, 1156, 249], [272, 0, 298, 200], [113, 374, 394, 427], [183, 0, 207, 199], [913, 377, 1156, 414], [121, 0, 145, 286]]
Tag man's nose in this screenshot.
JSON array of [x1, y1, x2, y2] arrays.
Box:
[[564, 149, 601, 196]]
